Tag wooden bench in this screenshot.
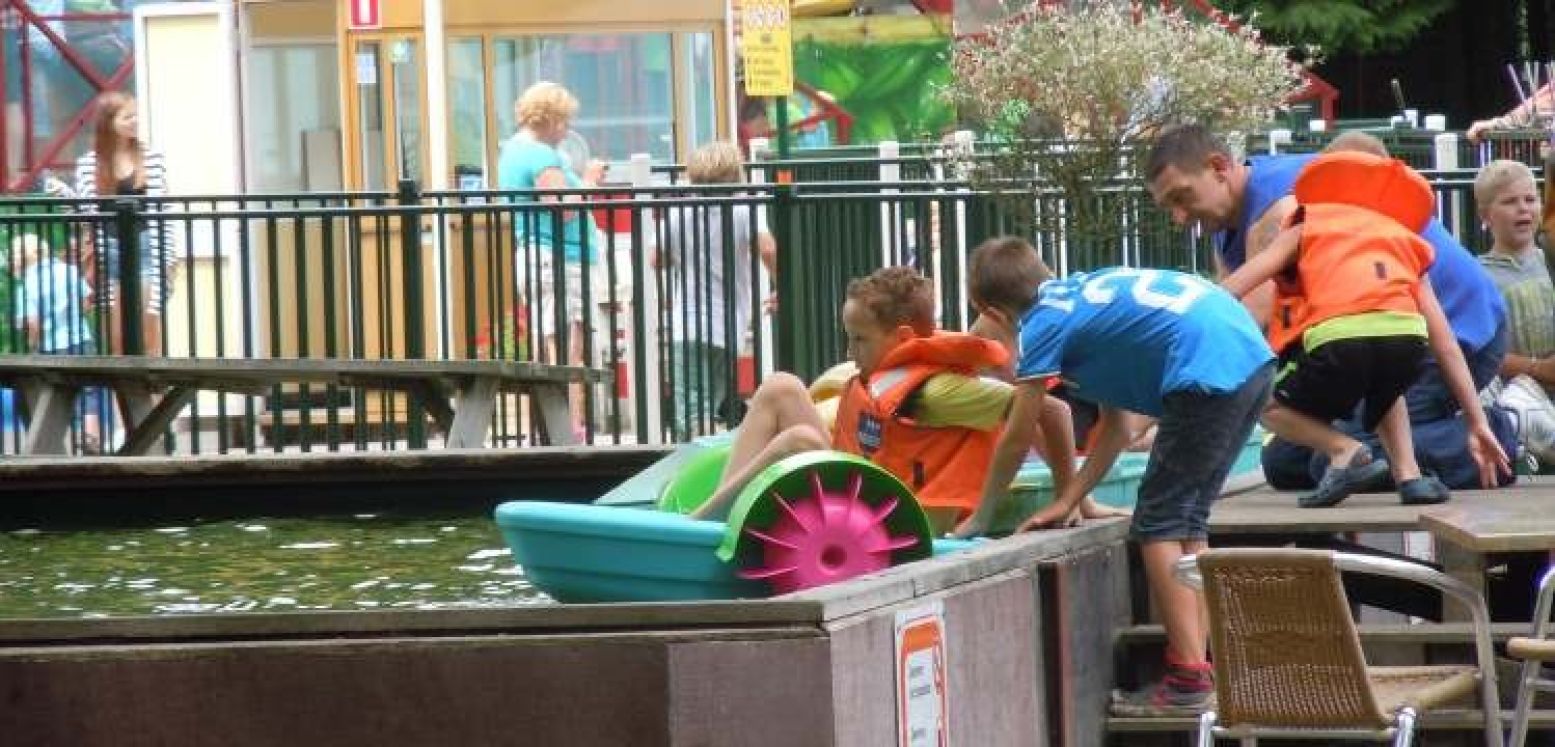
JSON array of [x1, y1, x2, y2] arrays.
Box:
[[0, 355, 612, 455]]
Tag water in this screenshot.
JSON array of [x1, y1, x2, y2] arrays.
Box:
[[0, 512, 548, 619]]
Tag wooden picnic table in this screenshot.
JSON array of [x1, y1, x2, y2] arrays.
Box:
[[1214, 478, 1555, 620], [1210, 484, 1437, 536], [1419, 482, 1555, 611], [0, 355, 612, 455]]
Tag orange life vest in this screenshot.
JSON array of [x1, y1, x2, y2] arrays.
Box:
[[1266, 152, 1436, 354], [830, 333, 1009, 518]]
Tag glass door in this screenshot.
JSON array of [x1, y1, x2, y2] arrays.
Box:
[[348, 34, 424, 190]]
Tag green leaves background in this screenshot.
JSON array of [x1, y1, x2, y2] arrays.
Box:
[[793, 36, 955, 144]]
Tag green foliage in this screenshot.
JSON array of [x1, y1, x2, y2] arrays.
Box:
[[947, 2, 1306, 248], [1213, 0, 1453, 54], [793, 37, 956, 144]]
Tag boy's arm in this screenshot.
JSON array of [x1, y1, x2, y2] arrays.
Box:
[[951, 379, 1075, 538], [1222, 223, 1300, 300], [756, 231, 777, 275], [1019, 405, 1131, 531], [1418, 278, 1511, 485], [1218, 194, 1299, 325]]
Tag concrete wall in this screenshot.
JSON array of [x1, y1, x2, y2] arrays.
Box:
[[0, 520, 1130, 746]]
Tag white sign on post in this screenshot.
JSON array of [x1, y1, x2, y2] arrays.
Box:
[[895, 601, 950, 747]]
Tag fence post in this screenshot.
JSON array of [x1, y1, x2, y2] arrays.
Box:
[[749, 139, 777, 384], [949, 130, 974, 330], [627, 152, 660, 443], [398, 178, 427, 447], [1267, 128, 1292, 155], [878, 140, 900, 267], [113, 197, 143, 355], [770, 149, 799, 374], [1433, 131, 1465, 242]]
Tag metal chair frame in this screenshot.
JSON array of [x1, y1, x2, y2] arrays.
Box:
[[1177, 549, 1504, 747], [1510, 565, 1555, 747]]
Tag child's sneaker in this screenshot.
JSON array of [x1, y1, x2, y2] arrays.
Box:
[[1110, 656, 1214, 716], [1398, 476, 1450, 505]]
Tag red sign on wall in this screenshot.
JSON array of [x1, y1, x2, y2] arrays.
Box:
[[348, 0, 381, 29]]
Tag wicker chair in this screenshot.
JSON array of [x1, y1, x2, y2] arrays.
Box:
[[1177, 548, 1503, 747], [1509, 565, 1555, 747]]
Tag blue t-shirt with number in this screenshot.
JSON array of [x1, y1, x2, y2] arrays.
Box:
[[1016, 268, 1272, 416]]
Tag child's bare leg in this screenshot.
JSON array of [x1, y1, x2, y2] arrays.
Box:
[[692, 373, 828, 520], [1141, 538, 1209, 667], [1261, 402, 1365, 466], [1078, 496, 1130, 519], [1373, 397, 1422, 483], [1124, 413, 1158, 452], [923, 507, 961, 536]]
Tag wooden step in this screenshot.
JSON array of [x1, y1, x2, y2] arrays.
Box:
[[1109, 709, 1555, 733], [1116, 622, 1529, 646]]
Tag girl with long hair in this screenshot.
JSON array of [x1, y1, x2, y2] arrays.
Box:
[[74, 91, 172, 354]]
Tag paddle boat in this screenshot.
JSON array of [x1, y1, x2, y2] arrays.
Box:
[[493, 426, 1263, 604]]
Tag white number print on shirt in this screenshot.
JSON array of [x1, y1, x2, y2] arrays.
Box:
[[1040, 268, 1211, 315]]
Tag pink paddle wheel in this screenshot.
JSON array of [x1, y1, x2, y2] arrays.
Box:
[[727, 455, 929, 594]]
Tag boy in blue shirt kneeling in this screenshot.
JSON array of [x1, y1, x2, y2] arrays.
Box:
[[953, 237, 1274, 715]]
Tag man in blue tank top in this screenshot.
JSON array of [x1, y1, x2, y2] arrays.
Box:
[[1145, 125, 1512, 491], [954, 238, 1273, 715]]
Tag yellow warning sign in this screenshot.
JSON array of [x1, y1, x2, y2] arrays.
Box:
[[741, 0, 794, 97]]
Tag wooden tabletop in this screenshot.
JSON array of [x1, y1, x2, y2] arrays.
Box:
[[1419, 479, 1555, 553], [1211, 476, 1555, 540], [0, 355, 612, 386]]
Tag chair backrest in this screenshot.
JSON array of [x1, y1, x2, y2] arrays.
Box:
[[1197, 548, 1390, 730]]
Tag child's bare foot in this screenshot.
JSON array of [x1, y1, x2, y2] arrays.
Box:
[[1079, 497, 1131, 519]]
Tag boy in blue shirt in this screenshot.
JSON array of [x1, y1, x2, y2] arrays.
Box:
[[952, 237, 1274, 715], [13, 233, 103, 451]]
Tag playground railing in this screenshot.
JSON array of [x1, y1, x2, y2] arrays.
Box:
[[0, 135, 1509, 454]]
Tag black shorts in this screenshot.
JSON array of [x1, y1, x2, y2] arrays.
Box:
[[1273, 334, 1427, 431]]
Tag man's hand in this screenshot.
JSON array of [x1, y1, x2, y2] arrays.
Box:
[[1465, 119, 1496, 143], [1467, 421, 1511, 488], [582, 159, 607, 186]]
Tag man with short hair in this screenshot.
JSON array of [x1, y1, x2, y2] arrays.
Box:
[[1144, 125, 1512, 490]]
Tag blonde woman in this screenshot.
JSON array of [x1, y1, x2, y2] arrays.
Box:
[[653, 141, 777, 440], [497, 81, 603, 438], [74, 92, 172, 354]]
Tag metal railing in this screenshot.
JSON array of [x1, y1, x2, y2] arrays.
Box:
[[0, 137, 1514, 455]]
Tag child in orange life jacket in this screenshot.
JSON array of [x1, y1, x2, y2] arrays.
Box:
[[1221, 151, 1510, 508], [689, 265, 1109, 534]]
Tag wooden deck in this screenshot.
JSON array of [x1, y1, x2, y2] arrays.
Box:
[[1210, 475, 1555, 536], [1103, 476, 1555, 744]]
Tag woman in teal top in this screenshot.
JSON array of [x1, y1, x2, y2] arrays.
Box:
[[497, 81, 604, 438]]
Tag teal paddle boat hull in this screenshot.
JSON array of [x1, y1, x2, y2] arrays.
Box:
[[494, 500, 979, 603]]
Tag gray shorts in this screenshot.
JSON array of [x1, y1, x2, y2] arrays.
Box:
[[1132, 362, 1273, 542]]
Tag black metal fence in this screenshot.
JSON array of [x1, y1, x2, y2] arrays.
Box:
[[0, 141, 1513, 455]]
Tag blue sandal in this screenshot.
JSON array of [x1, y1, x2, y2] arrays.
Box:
[[1299, 449, 1390, 508], [1398, 476, 1450, 505]]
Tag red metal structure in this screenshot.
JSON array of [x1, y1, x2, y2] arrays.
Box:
[[1, 0, 132, 192]]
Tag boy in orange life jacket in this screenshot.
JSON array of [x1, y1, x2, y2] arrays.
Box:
[[1221, 151, 1510, 508], [689, 265, 1097, 534]]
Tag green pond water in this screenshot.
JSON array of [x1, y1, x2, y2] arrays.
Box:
[[0, 512, 548, 619]]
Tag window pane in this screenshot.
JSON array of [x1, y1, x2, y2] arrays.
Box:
[[354, 41, 385, 189], [492, 33, 676, 164], [389, 39, 422, 183], [448, 38, 487, 189], [247, 44, 342, 191], [680, 32, 718, 155]]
